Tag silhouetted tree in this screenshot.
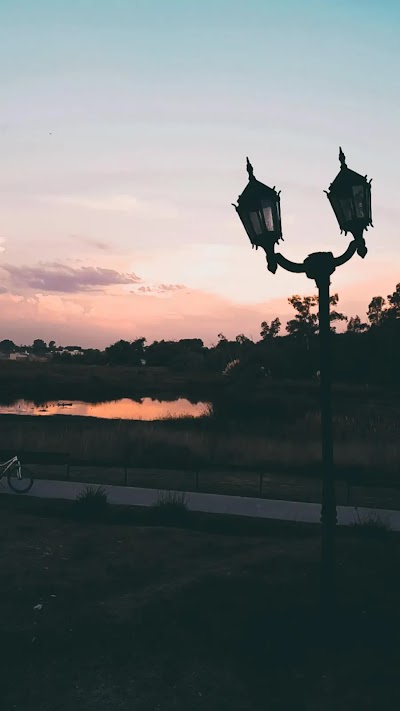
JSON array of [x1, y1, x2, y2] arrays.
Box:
[[32, 339, 47, 354], [260, 318, 281, 340], [346, 316, 368, 333], [386, 283, 400, 321], [286, 293, 346, 341], [105, 338, 146, 366], [0, 339, 16, 354], [235, 334, 253, 345], [367, 295, 386, 327]]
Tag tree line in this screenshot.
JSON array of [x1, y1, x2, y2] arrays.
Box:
[[1, 282, 399, 384]]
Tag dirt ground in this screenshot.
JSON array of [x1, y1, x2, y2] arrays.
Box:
[[1, 496, 400, 710]]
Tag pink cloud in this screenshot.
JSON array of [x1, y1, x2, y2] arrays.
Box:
[[1, 262, 141, 293], [0, 259, 396, 348]]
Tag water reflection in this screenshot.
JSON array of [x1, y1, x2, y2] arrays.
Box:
[[0, 397, 209, 420]]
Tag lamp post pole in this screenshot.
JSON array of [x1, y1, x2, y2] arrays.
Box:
[[305, 253, 337, 614], [318, 271, 336, 614], [233, 149, 373, 617]]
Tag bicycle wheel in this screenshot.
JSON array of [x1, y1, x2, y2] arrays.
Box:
[[8, 464, 34, 494]]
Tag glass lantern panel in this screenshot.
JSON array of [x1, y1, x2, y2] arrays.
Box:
[[250, 210, 263, 236], [340, 198, 354, 223], [352, 185, 365, 219], [261, 203, 274, 232]]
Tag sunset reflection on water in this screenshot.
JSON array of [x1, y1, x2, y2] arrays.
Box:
[[0, 398, 209, 420]]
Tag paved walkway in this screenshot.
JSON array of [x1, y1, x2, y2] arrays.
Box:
[[4, 478, 400, 531]]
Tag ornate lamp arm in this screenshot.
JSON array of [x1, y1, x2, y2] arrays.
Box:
[[265, 238, 367, 280], [274, 253, 306, 274], [334, 239, 362, 267]]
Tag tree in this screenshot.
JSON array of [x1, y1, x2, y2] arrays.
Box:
[[260, 318, 281, 340], [130, 337, 146, 365], [346, 316, 368, 334], [48, 340, 56, 351], [235, 334, 253, 345], [329, 294, 348, 332], [286, 295, 319, 341], [286, 293, 347, 341], [32, 339, 47, 354], [0, 339, 16, 354], [105, 340, 133, 366], [367, 295, 386, 327], [386, 283, 400, 321], [178, 338, 204, 353]]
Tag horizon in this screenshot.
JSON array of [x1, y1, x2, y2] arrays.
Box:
[[0, 278, 397, 350], [1, 0, 399, 347]]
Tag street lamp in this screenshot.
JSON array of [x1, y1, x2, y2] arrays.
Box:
[[233, 149, 373, 614]]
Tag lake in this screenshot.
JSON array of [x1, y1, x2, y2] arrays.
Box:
[[0, 398, 210, 420]]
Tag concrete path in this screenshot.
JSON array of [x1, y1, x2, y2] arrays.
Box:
[[4, 477, 400, 531]]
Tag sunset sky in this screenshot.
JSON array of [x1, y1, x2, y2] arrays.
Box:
[[1, 0, 399, 347]]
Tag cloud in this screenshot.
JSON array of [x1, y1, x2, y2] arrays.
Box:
[[76, 237, 111, 251], [1, 262, 141, 293], [136, 283, 187, 295], [42, 193, 180, 219]]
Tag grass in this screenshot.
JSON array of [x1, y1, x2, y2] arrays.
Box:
[[1, 408, 400, 507], [351, 507, 392, 537], [151, 490, 190, 525], [1, 495, 400, 709], [1, 408, 400, 474], [75, 485, 110, 521]]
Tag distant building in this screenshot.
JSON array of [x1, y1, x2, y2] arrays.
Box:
[[9, 352, 29, 361], [56, 349, 84, 357]]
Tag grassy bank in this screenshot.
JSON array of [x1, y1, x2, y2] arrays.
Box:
[[0, 496, 399, 710], [0, 361, 221, 402], [1, 403, 399, 479]]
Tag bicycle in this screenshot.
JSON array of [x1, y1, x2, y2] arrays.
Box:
[[0, 455, 34, 494]]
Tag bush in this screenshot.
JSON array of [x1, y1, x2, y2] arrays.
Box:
[[75, 485, 110, 521], [151, 491, 190, 526], [350, 507, 392, 538]]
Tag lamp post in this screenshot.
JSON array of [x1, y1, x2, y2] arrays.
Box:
[[233, 149, 373, 614]]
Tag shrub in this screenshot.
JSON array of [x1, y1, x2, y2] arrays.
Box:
[[151, 490, 190, 526], [75, 485, 110, 521], [350, 507, 392, 537]]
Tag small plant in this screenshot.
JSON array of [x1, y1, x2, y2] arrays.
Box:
[[75, 485, 110, 521], [351, 507, 392, 537], [222, 359, 240, 377], [151, 490, 190, 526]]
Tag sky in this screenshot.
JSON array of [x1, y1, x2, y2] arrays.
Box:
[[0, 0, 399, 347]]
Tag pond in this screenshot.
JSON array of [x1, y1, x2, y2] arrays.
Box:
[[0, 398, 210, 421]]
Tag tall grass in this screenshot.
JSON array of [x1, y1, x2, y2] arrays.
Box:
[[0, 410, 399, 477], [151, 491, 190, 525]]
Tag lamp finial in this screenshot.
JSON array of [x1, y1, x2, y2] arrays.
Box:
[[246, 157, 255, 180], [339, 147, 347, 168]]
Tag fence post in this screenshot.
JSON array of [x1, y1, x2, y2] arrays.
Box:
[[346, 480, 351, 506]]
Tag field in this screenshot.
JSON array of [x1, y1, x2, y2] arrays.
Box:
[[1, 494, 400, 710]]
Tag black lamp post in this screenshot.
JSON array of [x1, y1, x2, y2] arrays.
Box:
[[233, 149, 373, 614]]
